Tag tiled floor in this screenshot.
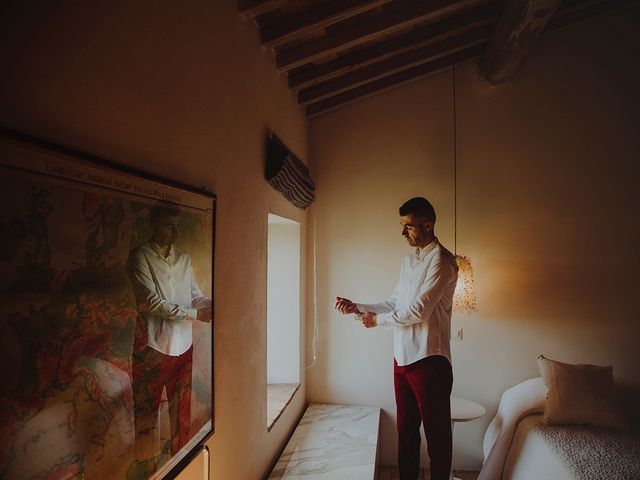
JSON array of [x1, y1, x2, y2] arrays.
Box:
[[377, 467, 479, 480]]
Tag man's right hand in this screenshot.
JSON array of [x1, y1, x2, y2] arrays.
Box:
[[334, 297, 361, 315]]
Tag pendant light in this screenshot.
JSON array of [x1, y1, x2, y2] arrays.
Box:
[[452, 63, 478, 313]]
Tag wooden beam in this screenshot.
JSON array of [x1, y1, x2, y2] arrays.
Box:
[[305, 46, 485, 117], [547, 0, 636, 32], [298, 27, 491, 105], [261, 0, 393, 48], [554, 0, 607, 14], [238, 0, 290, 20], [480, 0, 562, 85], [288, 2, 500, 90], [276, 0, 487, 72]]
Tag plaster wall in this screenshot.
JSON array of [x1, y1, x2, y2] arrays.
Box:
[[268, 220, 301, 384]]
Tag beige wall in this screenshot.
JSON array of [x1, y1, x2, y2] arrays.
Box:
[[308, 4, 640, 470], [175, 448, 209, 480], [268, 218, 301, 384], [0, 1, 308, 479]]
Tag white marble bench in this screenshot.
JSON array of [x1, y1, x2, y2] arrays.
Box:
[[268, 403, 381, 480]]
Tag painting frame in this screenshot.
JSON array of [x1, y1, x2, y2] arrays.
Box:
[[0, 127, 215, 480]]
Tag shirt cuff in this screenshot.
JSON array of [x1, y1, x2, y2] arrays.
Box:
[[376, 312, 391, 328], [186, 307, 198, 321]]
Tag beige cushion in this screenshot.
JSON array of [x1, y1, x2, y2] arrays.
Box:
[[537, 355, 627, 430]]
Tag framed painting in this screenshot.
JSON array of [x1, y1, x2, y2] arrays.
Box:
[[0, 129, 215, 480]]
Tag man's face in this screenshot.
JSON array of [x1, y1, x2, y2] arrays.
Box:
[[153, 214, 180, 246], [400, 214, 432, 248]]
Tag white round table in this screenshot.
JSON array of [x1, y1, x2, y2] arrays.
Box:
[[450, 397, 486, 480]]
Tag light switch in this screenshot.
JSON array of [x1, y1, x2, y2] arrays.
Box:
[[453, 328, 463, 342]]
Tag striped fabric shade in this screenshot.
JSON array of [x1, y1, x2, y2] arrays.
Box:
[[265, 134, 315, 209]]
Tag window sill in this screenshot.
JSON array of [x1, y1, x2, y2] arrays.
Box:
[[267, 383, 300, 431]]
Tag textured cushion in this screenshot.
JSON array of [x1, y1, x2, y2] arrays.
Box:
[[537, 355, 627, 430], [616, 377, 640, 431]]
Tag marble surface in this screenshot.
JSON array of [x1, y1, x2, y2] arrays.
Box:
[[267, 383, 300, 428], [268, 403, 380, 479]]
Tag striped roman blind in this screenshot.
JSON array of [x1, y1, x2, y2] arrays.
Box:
[[265, 133, 315, 209]]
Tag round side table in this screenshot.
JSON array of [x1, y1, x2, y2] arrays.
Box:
[[450, 397, 486, 480]]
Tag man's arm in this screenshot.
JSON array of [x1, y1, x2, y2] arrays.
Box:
[[130, 250, 198, 322], [335, 286, 398, 316], [190, 263, 212, 322], [375, 256, 457, 328]]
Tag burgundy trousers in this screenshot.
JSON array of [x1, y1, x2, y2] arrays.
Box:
[[133, 345, 193, 456], [394, 355, 453, 480]]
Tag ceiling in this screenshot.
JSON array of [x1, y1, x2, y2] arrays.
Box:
[[237, 0, 633, 117]]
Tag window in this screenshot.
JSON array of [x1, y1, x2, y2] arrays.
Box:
[[266, 214, 300, 429]]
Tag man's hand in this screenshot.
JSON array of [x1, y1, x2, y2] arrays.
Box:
[[361, 312, 377, 328], [334, 297, 361, 315], [197, 306, 212, 323]]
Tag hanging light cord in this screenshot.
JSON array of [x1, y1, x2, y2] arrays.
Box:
[[306, 209, 318, 369], [453, 63, 458, 256]]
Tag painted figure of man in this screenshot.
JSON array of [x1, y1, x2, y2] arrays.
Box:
[[335, 197, 458, 480], [129, 202, 211, 461]]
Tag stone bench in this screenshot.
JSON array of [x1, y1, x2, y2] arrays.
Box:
[[268, 403, 381, 479]]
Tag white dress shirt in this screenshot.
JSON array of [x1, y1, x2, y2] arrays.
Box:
[[130, 242, 210, 356], [356, 238, 458, 366]]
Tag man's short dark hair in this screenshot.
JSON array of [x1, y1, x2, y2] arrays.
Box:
[[149, 201, 181, 225], [399, 197, 436, 222]]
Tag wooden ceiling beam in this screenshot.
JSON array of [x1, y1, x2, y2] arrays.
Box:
[[479, 0, 562, 85], [261, 0, 393, 48], [276, 0, 488, 72], [238, 0, 290, 20], [288, 2, 500, 91], [546, 0, 635, 32], [305, 46, 484, 117], [298, 27, 491, 105]]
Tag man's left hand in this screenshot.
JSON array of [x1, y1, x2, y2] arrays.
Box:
[[361, 312, 377, 328], [197, 306, 212, 323]]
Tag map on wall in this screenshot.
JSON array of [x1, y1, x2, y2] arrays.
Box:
[[0, 133, 214, 480]]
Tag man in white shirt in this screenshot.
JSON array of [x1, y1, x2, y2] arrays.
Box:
[[335, 197, 458, 480], [129, 202, 211, 462]]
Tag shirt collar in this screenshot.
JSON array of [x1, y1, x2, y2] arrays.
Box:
[[415, 237, 438, 260], [150, 241, 174, 260]]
